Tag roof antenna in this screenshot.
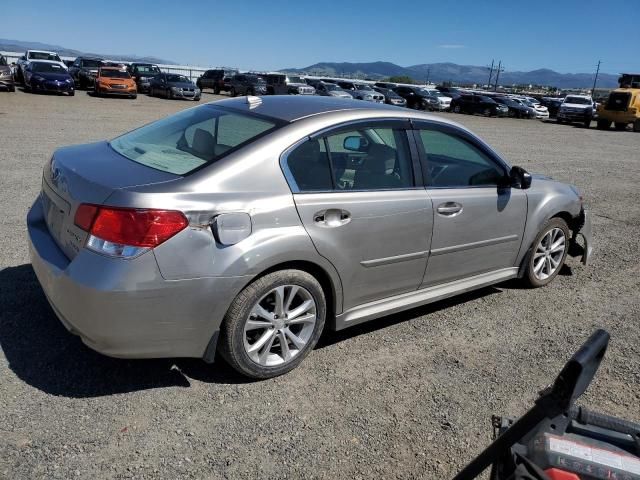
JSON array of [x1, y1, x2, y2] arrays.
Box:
[[246, 95, 262, 109]]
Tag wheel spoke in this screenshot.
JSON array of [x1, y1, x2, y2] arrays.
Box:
[[534, 257, 546, 273], [533, 250, 546, 259], [252, 304, 273, 321], [545, 257, 553, 275], [549, 256, 560, 268], [273, 286, 285, 317], [247, 328, 276, 353], [284, 328, 306, 350], [283, 286, 299, 312], [550, 242, 565, 254], [287, 299, 314, 320], [286, 313, 315, 326], [258, 332, 276, 365], [245, 319, 273, 331], [278, 331, 291, 361]]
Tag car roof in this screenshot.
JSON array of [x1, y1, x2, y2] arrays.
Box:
[[28, 50, 57, 54], [209, 95, 429, 122]]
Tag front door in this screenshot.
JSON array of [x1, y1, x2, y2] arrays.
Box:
[[413, 125, 527, 286], [284, 122, 433, 311]]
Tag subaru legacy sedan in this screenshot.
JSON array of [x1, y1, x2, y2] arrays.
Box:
[[27, 96, 592, 379]]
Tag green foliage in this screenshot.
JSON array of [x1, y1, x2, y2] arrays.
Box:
[[387, 75, 416, 84]]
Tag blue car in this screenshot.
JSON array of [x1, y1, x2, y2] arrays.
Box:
[[24, 61, 75, 96]]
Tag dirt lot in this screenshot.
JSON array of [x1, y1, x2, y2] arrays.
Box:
[[1, 88, 638, 479]]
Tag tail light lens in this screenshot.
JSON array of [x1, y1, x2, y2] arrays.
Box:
[[74, 204, 188, 257]]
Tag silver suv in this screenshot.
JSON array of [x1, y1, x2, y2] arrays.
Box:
[[27, 96, 592, 379]]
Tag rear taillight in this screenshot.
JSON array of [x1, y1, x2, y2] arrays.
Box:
[[74, 204, 188, 257]]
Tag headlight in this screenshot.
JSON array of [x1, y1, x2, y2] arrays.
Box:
[[171, 86, 180, 91], [364, 94, 373, 99], [195, 88, 201, 94]]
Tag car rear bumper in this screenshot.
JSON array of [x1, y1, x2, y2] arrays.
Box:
[[27, 197, 249, 360]]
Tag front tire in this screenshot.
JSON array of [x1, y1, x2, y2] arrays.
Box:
[[453, 105, 461, 113], [219, 270, 326, 379], [230, 87, 237, 97], [523, 218, 570, 288], [614, 122, 627, 131], [597, 119, 611, 130], [633, 120, 640, 132]]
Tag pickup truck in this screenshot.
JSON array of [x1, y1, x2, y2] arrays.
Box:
[[16, 50, 66, 84], [264, 74, 315, 95], [557, 95, 596, 127]]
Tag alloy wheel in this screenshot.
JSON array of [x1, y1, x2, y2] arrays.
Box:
[[243, 285, 317, 367], [532, 227, 566, 281]]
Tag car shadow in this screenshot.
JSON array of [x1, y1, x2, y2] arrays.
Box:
[[0, 264, 253, 398], [1, 264, 504, 397]]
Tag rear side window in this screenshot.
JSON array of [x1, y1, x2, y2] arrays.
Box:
[[418, 130, 505, 187], [110, 106, 281, 175], [285, 126, 414, 192]]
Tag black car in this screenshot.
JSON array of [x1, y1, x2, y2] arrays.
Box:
[[149, 73, 201, 101], [450, 94, 509, 116], [127, 63, 162, 93], [540, 97, 564, 119], [491, 96, 534, 118], [229, 74, 267, 96], [374, 81, 398, 89], [372, 86, 407, 107], [196, 69, 238, 94], [68, 56, 104, 89], [393, 85, 438, 110]]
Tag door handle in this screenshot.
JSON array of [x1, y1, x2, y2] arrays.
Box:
[[313, 209, 351, 227], [436, 202, 463, 216]]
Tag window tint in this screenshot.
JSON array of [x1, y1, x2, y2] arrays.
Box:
[[285, 139, 333, 191], [418, 130, 505, 187], [326, 127, 413, 190]]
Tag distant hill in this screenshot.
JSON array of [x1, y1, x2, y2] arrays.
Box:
[[0, 38, 176, 65], [282, 61, 619, 89]]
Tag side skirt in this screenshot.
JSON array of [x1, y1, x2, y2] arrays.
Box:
[[334, 268, 519, 331]]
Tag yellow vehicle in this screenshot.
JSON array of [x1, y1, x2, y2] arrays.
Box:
[[596, 73, 640, 132]]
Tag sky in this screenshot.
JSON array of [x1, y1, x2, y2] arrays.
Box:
[[2, 0, 638, 74]]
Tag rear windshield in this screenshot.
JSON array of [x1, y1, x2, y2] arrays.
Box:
[[166, 74, 190, 83], [101, 69, 130, 78], [82, 59, 103, 68], [110, 106, 282, 175], [134, 65, 161, 74]]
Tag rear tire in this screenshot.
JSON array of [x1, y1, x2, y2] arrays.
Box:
[[219, 270, 326, 379], [583, 119, 591, 128], [523, 218, 570, 288], [614, 122, 627, 131], [230, 87, 237, 97], [453, 105, 461, 113], [597, 119, 611, 130], [483, 107, 491, 117], [633, 120, 640, 132]]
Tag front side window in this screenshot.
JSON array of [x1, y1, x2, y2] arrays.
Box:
[[418, 129, 505, 187], [285, 126, 413, 192], [111, 106, 281, 175]]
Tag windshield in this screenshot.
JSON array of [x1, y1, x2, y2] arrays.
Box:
[[29, 52, 61, 62], [420, 88, 438, 96], [248, 76, 266, 84], [134, 65, 161, 74], [564, 96, 592, 105], [82, 59, 103, 68], [166, 74, 190, 83], [32, 62, 67, 74], [110, 106, 281, 175], [288, 76, 305, 83], [324, 83, 341, 91], [101, 69, 130, 78], [355, 84, 373, 91]]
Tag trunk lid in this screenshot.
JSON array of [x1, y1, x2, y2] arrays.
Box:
[[41, 141, 179, 259]]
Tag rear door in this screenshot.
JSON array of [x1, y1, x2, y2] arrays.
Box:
[[284, 120, 433, 311], [412, 122, 527, 286]]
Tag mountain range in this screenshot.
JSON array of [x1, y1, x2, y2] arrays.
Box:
[[282, 61, 619, 89], [0, 39, 175, 65]]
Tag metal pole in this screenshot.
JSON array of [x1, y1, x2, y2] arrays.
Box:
[[494, 61, 502, 92], [591, 60, 601, 96], [487, 60, 494, 89]]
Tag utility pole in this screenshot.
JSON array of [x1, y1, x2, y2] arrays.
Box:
[[591, 60, 601, 96], [487, 60, 495, 89], [425, 66, 431, 85], [494, 61, 504, 92]]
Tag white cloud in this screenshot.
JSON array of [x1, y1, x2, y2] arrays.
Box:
[[438, 44, 466, 49]]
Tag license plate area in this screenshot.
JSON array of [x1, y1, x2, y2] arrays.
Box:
[[41, 183, 70, 246]]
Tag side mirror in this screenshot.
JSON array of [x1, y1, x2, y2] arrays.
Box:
[[343, 136, 368, 152], [510, 166, 532, 189]]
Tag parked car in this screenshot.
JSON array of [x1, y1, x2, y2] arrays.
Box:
[[94, 67, 137, 98], [23, 61, 74, 96], [337, 82, 384, 102], [374, 81, 398, 89], [394, 85, 442, 110], [436, 86, 462, 97], [513, 97, 549, 120], [0, 54, 15, 92], [540, 97, 564, 119], [557, 95, 595, 127], [68, 56, 104, 89], [451, 94, 509, 116], [314, 81, 353, 98], [229, 74, 267, 96], [492, 96, 534, 118], [196, 69, 238, 94], [264, 73, 315, 95], [372, 86, 406, 106], [127, 63, 162, 93], [27, 96, 591, 379], [149, 73, 201, 100], [16, 50, 66, 84]]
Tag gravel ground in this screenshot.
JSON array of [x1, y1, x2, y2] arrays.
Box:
[[1, 89, 638, 479]]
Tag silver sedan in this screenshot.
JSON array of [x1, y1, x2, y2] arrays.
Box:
[[27, 95, 592, 379]]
